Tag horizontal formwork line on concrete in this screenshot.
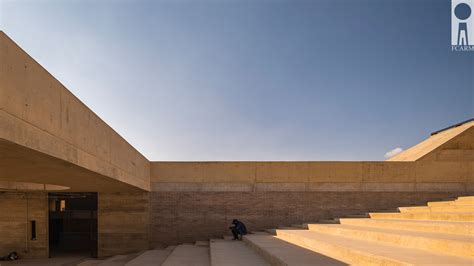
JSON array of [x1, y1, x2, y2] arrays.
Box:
[[150, 182, 472, 192]]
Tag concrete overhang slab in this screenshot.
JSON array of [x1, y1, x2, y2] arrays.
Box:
[[0, 139, 146, 192]]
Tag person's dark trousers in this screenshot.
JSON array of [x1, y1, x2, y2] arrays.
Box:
[[231, 228, 240, 240]]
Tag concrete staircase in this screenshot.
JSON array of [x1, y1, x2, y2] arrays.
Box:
[[242, 196, 474, 266], [75, 196, 473, 265]]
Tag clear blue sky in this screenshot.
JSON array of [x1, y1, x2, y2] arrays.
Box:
[[1, 0, 472, 161]]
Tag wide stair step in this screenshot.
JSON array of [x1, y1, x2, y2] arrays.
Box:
[[428, 198, 474, 207], [243, 233, 346, 265], [125, 246, 175, 266], [306, 224, 474, 258], [456, 196, 474, 203], [369, 212, 474, 221], [399, 205, 474, 213], [210, 239, 269, 266], [338, 218, 474, 235], [271, 229, 474, 265], [162, 244, 210, 266]]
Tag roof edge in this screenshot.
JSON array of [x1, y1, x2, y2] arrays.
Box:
[[431, 118, 474, 136]]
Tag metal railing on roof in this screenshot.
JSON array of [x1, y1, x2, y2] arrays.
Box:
[[431, 118, 474, 136]]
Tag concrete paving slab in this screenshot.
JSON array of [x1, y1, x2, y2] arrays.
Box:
[[97, 254, 137, 266], [1, 256, 88, 266], [243, 233, 346, 266], [77, 259, 104, 266], [195, 241, 210, 246], [162, 244, 210, 266], [210, 239, 269, 266], [125, 248, 174, 266]]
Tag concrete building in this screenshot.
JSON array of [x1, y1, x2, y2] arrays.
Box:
[[0, 31, 473, 265]]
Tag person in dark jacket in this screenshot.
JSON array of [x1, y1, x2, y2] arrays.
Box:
[[229, 219, 247, 240]]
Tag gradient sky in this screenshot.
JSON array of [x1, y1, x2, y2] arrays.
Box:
[[1, 0, 472, 161]]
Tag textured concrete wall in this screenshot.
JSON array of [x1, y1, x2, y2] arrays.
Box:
[[0, 32, 150, 191], [0, 192, 48, 258], [151, 161, 473, 192], [149, 161, 473, 246], [98, 192, 150, 258]]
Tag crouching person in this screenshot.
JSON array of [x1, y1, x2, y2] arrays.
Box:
[[229, 219, 247, 240]]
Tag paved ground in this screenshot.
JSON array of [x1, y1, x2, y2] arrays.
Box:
[[0, 255, 87, 266], [161, 244, 210, 266], [210, 239, 269, 266]]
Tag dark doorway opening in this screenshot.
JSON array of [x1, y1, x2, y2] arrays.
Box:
[[48, 192, 97, 258]]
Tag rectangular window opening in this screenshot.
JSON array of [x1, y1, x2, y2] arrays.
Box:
[[31, 220, 36, 240], [60, 200, 66, 212]]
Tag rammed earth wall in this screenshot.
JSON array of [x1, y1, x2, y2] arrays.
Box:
[[0, 192, 48, 259]]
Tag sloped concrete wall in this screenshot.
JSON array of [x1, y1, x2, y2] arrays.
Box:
[[0, 192, 48, 259], [388, 122, 473, 162], [149, 161, 473, 246], [420, 127, 474, 162], [0, 32, 150, 191]]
